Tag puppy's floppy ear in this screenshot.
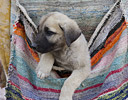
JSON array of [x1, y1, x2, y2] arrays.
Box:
[[59, 20, 81, 47]]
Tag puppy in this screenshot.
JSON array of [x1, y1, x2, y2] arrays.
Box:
[[32, 12, 91, 100]]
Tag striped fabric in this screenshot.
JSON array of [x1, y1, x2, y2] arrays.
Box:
[[6, 0, 128, 100]]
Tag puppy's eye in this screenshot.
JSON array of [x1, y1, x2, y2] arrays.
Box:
[[44, 26, 56, 36], [47, 31, 56, 36]]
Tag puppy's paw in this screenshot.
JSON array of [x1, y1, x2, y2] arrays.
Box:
[[36, 71, 50, 79], [59, 96, 72, 100], [36, 67, 50, 79]]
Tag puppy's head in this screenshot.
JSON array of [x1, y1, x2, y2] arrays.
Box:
[[32, 12, 81, 53]]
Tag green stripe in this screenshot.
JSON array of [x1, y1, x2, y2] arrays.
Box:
[[97, 82, 128, 100], [6, 83, 24, 100]]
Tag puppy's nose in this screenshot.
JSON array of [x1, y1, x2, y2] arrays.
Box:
[[31, 43, 37, 50]]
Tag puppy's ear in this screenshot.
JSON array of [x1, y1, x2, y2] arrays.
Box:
[[59, 20, 81, 47]]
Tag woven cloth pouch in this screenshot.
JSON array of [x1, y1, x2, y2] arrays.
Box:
[[6, 0, 128, 100]]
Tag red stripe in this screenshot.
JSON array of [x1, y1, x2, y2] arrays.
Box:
[[75, 83, 103, 93], [10, 64, 16, 70], [17, 73, 61, 93], [10, 63, 128, 93], [91, 78, 128, 100], [22, 95, 34, 100], [105, 64, 128, 79], [9, 80, 20, 90]]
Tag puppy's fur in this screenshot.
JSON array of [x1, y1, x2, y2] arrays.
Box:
[[32, 12, 91, 100]]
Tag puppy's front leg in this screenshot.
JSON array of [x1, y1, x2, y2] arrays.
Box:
[[59, 66, 91, 100], [36, 53, 54, 79]]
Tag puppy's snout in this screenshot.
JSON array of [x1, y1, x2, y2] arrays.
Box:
[[31, 43, 38, 50]]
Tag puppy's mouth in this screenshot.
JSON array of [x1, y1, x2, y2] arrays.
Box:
[[35, 47, 53, 54], [31, 42, 55, 54]]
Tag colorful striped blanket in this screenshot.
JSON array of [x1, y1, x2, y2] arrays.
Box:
[[6, 0, 128, 100]]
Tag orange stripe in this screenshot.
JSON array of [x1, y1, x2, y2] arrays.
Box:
[[25, 40, 40, 62], [105, 22, 126, 46], [91, 21, 127, 66], [13, 23, 40, 62], [125, 20, 128, 25], [14, 23, 26, 39]]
